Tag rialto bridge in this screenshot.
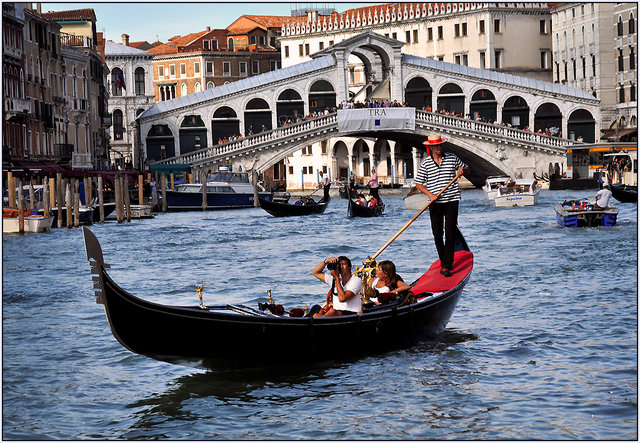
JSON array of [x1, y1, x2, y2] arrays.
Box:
[[136, 31, 600, 187]]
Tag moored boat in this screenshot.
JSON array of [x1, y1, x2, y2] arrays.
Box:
[[3, 208, 54, 233], [82, 225, 473, 369], [554, 199, 618, 227], [258, 194, 330, 217], [482, 175, 511, 200], [494, 179, 540, 207], [606, 149, 637, 203], [163, 171, 273, 211], [37, 206, 94, 225], [129, 204, 154, 219], [610, 184, 638, 203]]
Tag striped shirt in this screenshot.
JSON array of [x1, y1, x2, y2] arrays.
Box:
[[415, 152, 467, 203]]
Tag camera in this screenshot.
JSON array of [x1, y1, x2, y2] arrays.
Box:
[[326, 260, 338, 271]]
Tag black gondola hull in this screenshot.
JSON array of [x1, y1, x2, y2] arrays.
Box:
[[610, 184, 638, 203], [258, 196, 330, 217], [347, 197, 384, 217]]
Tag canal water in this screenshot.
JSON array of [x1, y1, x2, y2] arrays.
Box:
[[2, 188, 637, 440]]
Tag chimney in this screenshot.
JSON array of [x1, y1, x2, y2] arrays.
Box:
[[307, 10, 317, 22], [206, 26, 210, 32], [122, 34, 129, 46]]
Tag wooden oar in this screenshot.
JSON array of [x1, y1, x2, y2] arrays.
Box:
[[371, 175, 461, 260]]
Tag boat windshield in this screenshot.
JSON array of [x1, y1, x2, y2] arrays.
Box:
[[208, 172, 249, 183]]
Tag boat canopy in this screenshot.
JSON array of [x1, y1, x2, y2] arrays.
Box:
[[208, 172, 249, 183], [149, 164, 191, 174]]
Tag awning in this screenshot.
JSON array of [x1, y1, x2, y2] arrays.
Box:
[[601, 128, 637, 140], [149, 163, 191, 174], [9, 160, 66, 175]]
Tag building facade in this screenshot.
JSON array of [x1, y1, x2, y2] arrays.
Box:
[[105, 37, 155, 168]]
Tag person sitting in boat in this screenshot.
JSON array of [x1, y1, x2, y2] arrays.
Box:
[[294, 196, 304, 205], [312, 256, 363, 317], [594, 184, 613, 209], [368, 197, 378, 208], [365, 260, 411, 305]]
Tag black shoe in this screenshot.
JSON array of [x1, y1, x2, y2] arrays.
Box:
[[440, 268, 452, 277]]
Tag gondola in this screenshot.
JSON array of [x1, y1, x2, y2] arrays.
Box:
[[347, 195, 385, 217], [258, 194, 330, 217], [82, 225, 473, 369], [610, 183, 637, 203]]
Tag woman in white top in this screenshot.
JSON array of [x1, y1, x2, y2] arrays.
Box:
[[367, 260, 411, 304]]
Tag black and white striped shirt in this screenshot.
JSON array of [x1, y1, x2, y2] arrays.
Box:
[[415, 152, 467, 202]]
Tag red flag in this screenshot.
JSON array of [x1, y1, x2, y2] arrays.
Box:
[[115, 70, 126, 90]]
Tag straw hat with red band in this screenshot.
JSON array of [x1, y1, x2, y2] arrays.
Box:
[[422, 134, 448, 156]]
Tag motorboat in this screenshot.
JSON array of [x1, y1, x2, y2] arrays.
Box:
[[494, 178, 540, 207], [554, 199, 618, 227], [3, 208, 54, 233], [82, 225, 473, 369], [482, 175, 511, 200], [38, 206, 94, 225], [606, 149, 637, 203], [129, 204, 154, 219], [163, 171, 273, 211]]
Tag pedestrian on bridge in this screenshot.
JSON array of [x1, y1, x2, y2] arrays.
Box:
[[414, 134, 470, 277]]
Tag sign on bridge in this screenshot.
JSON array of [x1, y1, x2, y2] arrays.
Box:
[[337, 108, 415, 132]]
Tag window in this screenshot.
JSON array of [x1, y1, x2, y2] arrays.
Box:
[[479, 20, 485, 34], [302, 166, 307, 174], [455, 24, 460, 37], [249, 35, 256, 45], [556, 62, 560, 82], [158, 65, 164, 78], [169, 64, 175, 78], [618, 17, 624, 37], [462, 54, 468, 66], [111, 67, 123, 96], [392, 32, 397, 39], [427, 27, 433, 41], [134, 67, 145, 95], [302, 145, 312, 155], [455, 54, 461, 64], [494, 19, 501, 33], [207, 81, 214, 89], [299, 44, 303, 56], [438, 55, 444, 61], [113, 110, 123, 140], [305, 43, 309, 55], [181, 83, 187, 96], [206, 62, 213, 75], [540, 19, 547, 34], [494, 50, 502, 69], [630, 14, 635, 34], [259, 36, 265, 45], [284, 46, 289, 58], [462, 22, 467, 36], [413, 29, 418, 43], [239, 62, 247, 77], [289, 166, 294, 174], [223, 62, 231, 76], [212, 40, 218, 50], [572, 59, 577, 80], [329, 40, 334, 46], [480, 51, 486, 69], [252, 60, 260, 74], [406, 30, 411, 42], [592, 55, 596, 76], [619, 84, 625, 103], [619, 49, 625, 71], [194, 82, 201, 92], [631, 47, 636, 70], [194, 62, 200, 74], [571, 7, 575, 18], [203, 40, 210, 50], [180, 63, 186, 77], [270, 60, 280, 70], [540, 51, 548, 69], [437, 26, 443, 39], [582, 57, 586, 77], [631, 84, 636, 101], [564, 62, 568, 81]]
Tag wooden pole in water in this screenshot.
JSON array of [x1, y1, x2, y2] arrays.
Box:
[[43, 177, 50, 217], [138, 174, 144, 205], [48, 177, 55, 217], [17, 178, 24, 233], [73, 179, 80, 228], [161, 174, 167, 212], [56, 173, 63, 228], [97, 176, 104, 223], [252, 169, 259, 207], [201, 170, 207, 211], [170, 171, 174, 190], [115, 174, 122, 223], [83, 176, 90, 207], [65, 180, 72, 229], [7, 172, 15, 208], [189, 172, 193, 184], [28, 179, 35, 210], [124, 176, 131, 222]]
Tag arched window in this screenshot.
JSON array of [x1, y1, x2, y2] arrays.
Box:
[[181, 83, 187, 96], [563, 31, 567, 50], [134, 67, 145, 95], [207, 81, 214, 89], [111, 67, 124, 96], [228, 38, 234, 50], [618, 16, 624, 37], [630, 13, 635, 35], [136, 108, 145, 117], [113, 109, 124, 140], [194, 82, 201, 92]]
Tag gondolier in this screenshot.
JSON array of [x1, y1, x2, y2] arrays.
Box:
[[318, 170, 330, 202], [414, 134, 470, 277]]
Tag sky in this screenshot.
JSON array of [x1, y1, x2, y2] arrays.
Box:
[[40, 2, 376, 44]]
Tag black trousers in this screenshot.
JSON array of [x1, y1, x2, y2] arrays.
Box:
[[428, 200, 459, 270], [370, 186, 380, 200]]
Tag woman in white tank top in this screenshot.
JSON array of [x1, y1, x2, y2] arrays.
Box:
[[366, 260, 411, 304]]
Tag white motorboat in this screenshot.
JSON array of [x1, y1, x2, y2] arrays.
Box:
[[3, 208, 54, 234], [494, 178, 540, 207], [129, 204, 154, 218], [482, 175, 511, 200]]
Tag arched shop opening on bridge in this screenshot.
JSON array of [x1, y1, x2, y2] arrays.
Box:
[[244, 98, 272, 135], [276, 89, 305, 126], [309, 80, 336, 114], [502, 96, 530, 128], [211, 106, 239, 142], [405, 77, 432, 109], [179, 115, 207, 155], [437, 83, 465, 115], [146, 124, 175, 161], [469, 89, 497, 122]]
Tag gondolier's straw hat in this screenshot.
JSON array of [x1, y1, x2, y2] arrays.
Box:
[[422, 134, 447, 155]]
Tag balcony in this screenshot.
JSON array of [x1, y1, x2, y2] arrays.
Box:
[[54, 143, 74, 159], [615, 36, 623, 49], [2, 44, 22, 59], [72, 152, 92, 169], [102, 114, 112, 128], [629, 34, 635, 46], [561, 49, 567, 62], [4, 97, 31, 119], [588, 42, 595, 55], [60, 32, 94, 50]]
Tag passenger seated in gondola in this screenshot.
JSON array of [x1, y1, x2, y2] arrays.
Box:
[[355, 195, 365, 205], [368, 197, 378, 207], [293, 196, 304, 205], [311, 256, 363, 317], [365, 260, 411, 305]]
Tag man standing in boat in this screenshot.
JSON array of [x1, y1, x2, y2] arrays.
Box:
[[318, 170, 330, 202], [311, 256, 363, 317], [414, 134, 470, 277]]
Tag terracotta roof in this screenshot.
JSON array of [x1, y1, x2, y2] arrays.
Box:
[[147, 30, 210, 55], [129, 41, 155, 50], [227, 15, 289, 33], [241, 15, 289, 28], [42, 8, 96, 22]]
